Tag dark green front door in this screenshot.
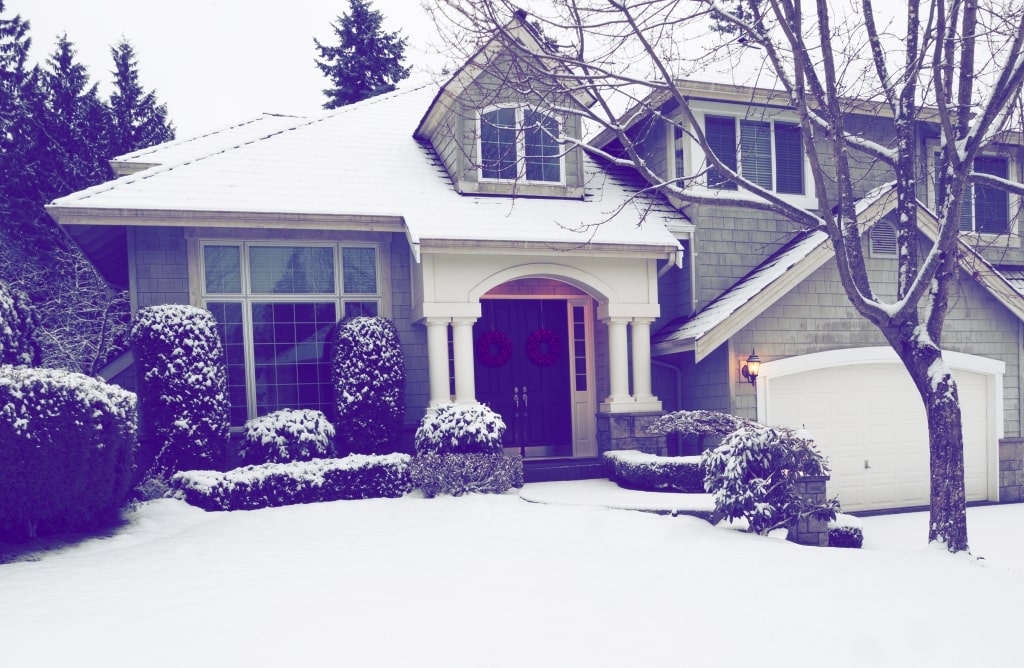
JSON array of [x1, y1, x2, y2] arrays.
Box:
[[474, 299, 572, 457]]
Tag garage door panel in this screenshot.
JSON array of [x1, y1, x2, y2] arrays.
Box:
[[766, 362, 989, 512]]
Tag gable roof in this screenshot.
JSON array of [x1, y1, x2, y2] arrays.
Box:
[[48, 83, 683, 267], [653, 187, 1024, 360]]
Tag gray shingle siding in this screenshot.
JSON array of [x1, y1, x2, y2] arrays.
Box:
[[131, 227, 190, 308]]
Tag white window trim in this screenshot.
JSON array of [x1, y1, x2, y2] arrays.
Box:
[[477, 105, 567, 186], [925, 140, 1020, 246], [674, 101, 818, 210]]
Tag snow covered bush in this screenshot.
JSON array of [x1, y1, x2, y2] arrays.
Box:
[[0, 279, 41, 367], [414, 403, 506, 455], [239, 408, 336, 466], [169, 453, 412, 511], [604, 450, 705, 493], [0, 366, 137, 539], [130, 305, 230, 476], [829, 513, 864, 548], [411, 403, 520, 496], [646, 409, 750, 453], [702, 424, 838, 536], [332, 316, 406, 455], [411, 452, 524, 497]]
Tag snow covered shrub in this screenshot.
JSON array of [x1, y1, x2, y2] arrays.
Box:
[[240, 408, 336, 466], [169, 453, 412, 511], [332, 316, 406, 455], [646, 409, 750, 452], [702, 424, 838, 536], [130, 305, 230, 476], [829, 513, 864, 548], [411, 452, 524, 498], [0, 366, 136, 539], [604, 450, 705, 493], [0, 280, 41, 367], [414, 403, 506, 455]]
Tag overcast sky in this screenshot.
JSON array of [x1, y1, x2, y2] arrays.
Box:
[[21, 0, 446, 137]]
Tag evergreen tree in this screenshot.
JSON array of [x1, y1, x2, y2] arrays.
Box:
[[109, 39, 174, 156], [314, 0, 410, 109]]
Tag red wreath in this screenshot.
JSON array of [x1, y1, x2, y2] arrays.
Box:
[[475, 330, 512, 367], [526, 328, 561, 367]]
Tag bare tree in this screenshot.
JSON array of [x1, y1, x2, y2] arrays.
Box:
[[430, 0, 1024, 552]]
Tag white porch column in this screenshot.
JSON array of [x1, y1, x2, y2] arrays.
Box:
[[451, 316, 478, 404], [602, 316, 633, 409], [424, 317, 451, 407], [630, 317, 662, 411]]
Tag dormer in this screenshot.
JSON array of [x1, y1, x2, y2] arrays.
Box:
[[414, 14, 593, 199]]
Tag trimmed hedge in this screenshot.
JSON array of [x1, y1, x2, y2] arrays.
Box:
[[414, 403, 506, 455], [411, 452, 524, 498], [829, 513, 865, 548], [0, 366, 137, 538], [169, 453, 412, 511], [240, 408, 336, 466], [604, 450, 705, 493], [333, 316, 406, 455], [131, 304, 231, 476]]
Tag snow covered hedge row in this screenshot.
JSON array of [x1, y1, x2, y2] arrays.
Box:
[[603, 450, 705, 493], [411, 452, 524, 497], [0, 280, 41, 367], [131, 305, 230, 476], [169, 454, 412, 511], [240, 408, 336, 466], [0, 366, 136, 538]]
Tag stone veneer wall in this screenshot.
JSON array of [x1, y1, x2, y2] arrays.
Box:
[[999, 438, 1024, 502], [790, 476, 830, 546], [596, 412, 667, 456]]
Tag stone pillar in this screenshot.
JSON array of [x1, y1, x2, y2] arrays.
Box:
[[630, 317, 661, 411], [790, 475, 831, 547], [450, 316, 477, 404], [424, 317, 451, 408], [603, 316, 632, 408]]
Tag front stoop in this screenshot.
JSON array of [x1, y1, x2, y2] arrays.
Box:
[[523, 458, 608, 483]]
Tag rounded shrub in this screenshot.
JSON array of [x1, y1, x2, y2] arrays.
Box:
[[240, 408, 337, 466], [130, 304, 230, 476], [0, 365, 137, 539], [413, 403, 506, 455], [332, 316, 406, 455], [0, 279, 41, 367]]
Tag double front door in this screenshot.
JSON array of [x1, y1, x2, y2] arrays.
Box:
[[474, 299, 573, 458]]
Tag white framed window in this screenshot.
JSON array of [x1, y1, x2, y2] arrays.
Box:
[[674, 103, 817, 209], [931, 150, 1012, 236], [478, 106, 563, 184], [200, 241, 382, 425]]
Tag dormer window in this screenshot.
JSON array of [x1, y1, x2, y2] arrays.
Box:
[[480, 107, 562, 183]]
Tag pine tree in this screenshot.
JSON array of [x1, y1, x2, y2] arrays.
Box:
[[314, 0, 410, 109], [109, 39, 174, 156]]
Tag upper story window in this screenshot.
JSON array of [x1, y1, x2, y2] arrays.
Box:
[[479, 107, 562, 184], [704, 115, 804, 195], [931, 150, 1013, 236]]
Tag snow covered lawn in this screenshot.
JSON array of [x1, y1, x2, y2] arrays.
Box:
[[1, 485, 1022, 668]]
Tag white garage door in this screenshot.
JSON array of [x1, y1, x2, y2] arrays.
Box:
[[764, 361, 990, 512]]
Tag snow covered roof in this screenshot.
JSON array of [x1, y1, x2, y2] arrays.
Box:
[[48, 83, 683, 256], [653, 187, 1024, 360]]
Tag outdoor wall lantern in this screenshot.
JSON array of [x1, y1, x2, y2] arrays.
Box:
[[741, 349, 762, 385]]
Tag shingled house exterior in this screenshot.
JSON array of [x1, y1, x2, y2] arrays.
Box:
[[49, 21, 1024, 511]]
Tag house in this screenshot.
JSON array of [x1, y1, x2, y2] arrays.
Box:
[[47, 19, 1024, 512]]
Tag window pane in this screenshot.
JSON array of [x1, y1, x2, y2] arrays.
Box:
[[206, 301, 248, 425], [344, 301, 379, 319], [740, 120, 772, 190], [774, 122, 804, 194], [705, 115, 737, 189], [481, 108, 518, 180], [203, 245, 241, 294], [974, 156, 1009, 234], [249, 246, 335, 294], [251, 301, 337, 417], [342, 246, 378, 294], [524, 111, 560, 182], [673, 124, 685, 180]]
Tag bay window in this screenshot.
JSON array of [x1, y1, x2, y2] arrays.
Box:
[[201, 241, 381, 424], [704, 114, 805, 195]]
